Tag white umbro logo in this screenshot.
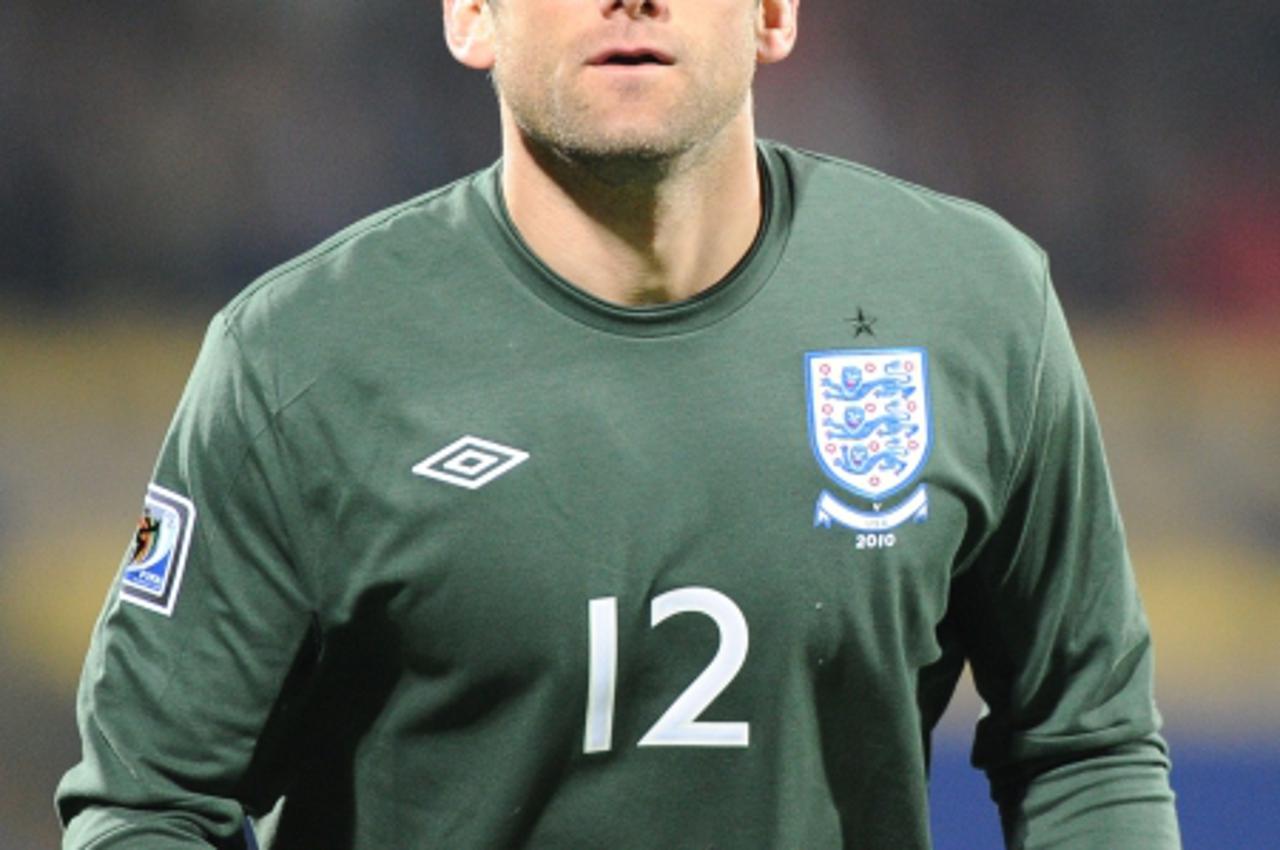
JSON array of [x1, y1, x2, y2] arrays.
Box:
[[412, 435, 530, 490]]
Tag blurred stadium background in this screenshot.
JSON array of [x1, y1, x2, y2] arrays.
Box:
[[2, 2, 1276, 847]]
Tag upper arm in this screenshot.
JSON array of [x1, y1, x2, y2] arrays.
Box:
[[58, 316, 318, 848], [954, 279, 1179, 847]]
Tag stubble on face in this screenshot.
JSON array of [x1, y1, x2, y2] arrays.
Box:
[[489, 2, 760, 186]]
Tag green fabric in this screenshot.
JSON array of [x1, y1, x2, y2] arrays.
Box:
[[58, 142, 1179, 849]]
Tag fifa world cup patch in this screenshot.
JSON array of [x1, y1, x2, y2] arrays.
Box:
[[120, 483, 196, 616], [806, 348, 932, 541]]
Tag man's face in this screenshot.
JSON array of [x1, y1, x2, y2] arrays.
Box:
[[489, 0, 762, 165]]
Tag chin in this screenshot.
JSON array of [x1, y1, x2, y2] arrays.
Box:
[[564, 134, 691, 166]]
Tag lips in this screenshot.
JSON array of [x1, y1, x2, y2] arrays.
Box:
[[587, 46, 676, 67]]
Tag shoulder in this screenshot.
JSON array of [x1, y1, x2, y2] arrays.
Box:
[[218, 167, 497, 336], [183, 166, 501, 413], [204, 166, 496, 369], [765, 141, 1048, 300], [763, 141, 1052, 361]]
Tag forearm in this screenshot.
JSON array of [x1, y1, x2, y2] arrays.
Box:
[[61, 807, 231, 850], [59, 738, 249, 850], [994, 737, 1181, 850]]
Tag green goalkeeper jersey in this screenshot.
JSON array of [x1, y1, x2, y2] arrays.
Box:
[[58, 142, 1179, 849]]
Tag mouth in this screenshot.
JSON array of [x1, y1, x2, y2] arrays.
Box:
[[587, 47, 676, 67]]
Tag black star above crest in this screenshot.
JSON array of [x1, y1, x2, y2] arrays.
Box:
[[845, 308, 878, 338]]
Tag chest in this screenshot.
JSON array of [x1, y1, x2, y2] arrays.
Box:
[[293, 326, 993, 723]]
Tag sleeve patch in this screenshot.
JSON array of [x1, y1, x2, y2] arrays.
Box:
[[120, 483, 197, 616]]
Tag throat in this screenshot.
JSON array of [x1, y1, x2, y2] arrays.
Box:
[[626, 284, 680, 306], [501, 110, 763, 308]]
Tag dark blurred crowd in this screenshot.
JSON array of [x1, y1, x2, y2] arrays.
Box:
[[2, 1, 1277, 321]]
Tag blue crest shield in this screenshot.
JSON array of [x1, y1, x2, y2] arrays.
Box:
[[806, 348, 931, 502]]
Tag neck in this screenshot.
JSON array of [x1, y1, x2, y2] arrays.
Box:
[[500, 107, 763, 306]]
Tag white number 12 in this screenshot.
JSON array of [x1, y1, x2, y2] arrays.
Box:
[[584, 587, 750, 754]]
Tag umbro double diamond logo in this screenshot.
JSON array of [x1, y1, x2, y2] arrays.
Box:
[[412, 435, 530, 490]]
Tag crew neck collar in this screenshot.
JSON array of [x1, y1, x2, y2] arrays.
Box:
[[472, 141, 794, 338]]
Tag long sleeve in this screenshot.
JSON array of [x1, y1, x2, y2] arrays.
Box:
[[56, 315, 318, 849], [954, 283, 1181, 849]]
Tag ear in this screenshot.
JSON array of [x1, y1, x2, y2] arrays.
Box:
[[443, 0, 496, 70], [756, 0, 799, 65]]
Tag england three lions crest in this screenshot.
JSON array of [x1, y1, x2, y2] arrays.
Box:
[[806, 349, 931, 535]]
